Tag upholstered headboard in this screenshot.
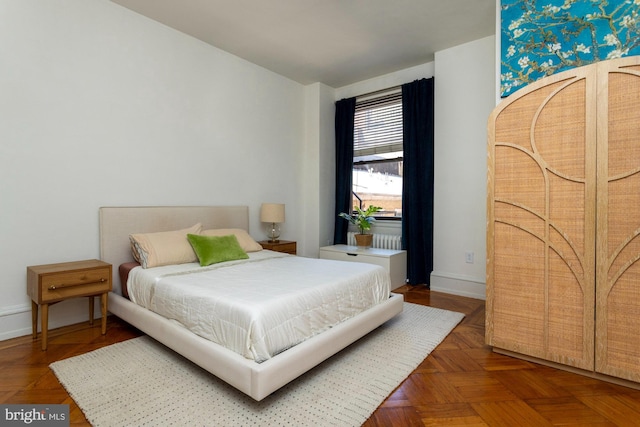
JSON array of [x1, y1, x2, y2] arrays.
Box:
[[99, 206, 250, 294]]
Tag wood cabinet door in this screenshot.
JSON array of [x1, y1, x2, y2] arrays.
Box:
[[595, 58, 640, 382], [487, 64, 597, 370]]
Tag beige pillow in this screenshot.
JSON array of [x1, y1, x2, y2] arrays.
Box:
[[130, 223, 202, 268], [201, 228, 263, 252]]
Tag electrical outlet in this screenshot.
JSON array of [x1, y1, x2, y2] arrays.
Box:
[[465, 251, 474, 264]]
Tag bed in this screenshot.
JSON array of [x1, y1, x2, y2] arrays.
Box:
[[99, 206, 404, 401]]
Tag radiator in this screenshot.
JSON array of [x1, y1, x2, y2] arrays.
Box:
[[347, 232, 402, 250]]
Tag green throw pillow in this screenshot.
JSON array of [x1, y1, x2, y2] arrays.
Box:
[[187, 234, 249, 266]]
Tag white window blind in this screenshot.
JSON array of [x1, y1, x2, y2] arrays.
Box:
[[354, 91, 403, 159]]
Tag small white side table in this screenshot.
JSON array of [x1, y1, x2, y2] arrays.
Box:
[[319, 245, 407, 290]]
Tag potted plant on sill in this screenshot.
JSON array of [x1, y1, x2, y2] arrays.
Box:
[[339, 205, 382, 248]]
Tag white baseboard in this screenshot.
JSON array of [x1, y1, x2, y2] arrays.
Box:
[[0, 299, 104, 342], [430, 270, 486, 300], [0, 304, 33, 341]]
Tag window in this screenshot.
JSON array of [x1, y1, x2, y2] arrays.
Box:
[[352, 90, 403, 219]]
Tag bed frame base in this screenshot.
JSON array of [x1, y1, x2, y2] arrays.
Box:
[[109, 292, 404, 400]]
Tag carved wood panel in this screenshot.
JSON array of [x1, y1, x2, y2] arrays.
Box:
[[488, 57, 640, 382]]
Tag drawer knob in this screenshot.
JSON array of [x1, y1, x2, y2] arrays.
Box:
[[347, 253, 358, 257]]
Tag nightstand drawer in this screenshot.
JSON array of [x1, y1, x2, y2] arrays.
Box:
[[41, 267, 111, 302], [259, 240, 297, 255], [270, 241, 296, 254]]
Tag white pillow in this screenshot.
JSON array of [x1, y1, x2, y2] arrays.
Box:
[[130, 223, 202, 268], [201, 228, 263, 252]]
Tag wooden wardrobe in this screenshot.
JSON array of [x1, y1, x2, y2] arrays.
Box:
[[486, 56, 640, 386]]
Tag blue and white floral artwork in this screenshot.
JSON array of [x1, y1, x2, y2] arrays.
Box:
[[501, 0, 640, 97]]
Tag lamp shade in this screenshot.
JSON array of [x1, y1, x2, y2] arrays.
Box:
[[260, 203, 285, 223]]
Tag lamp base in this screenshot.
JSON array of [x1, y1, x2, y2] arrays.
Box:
[[265, 222, 281, 242]]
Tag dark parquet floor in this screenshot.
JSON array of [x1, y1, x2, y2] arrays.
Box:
[[1, 287, 640, 426]]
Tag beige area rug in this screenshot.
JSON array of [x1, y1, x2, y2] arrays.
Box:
[[51, 303, 464, 427]]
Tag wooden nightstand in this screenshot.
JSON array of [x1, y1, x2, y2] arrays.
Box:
[[259, 240, 297, 255], [27, 259, 112, 350]]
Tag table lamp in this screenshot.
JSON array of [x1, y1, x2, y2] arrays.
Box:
[[260, 203, 285, 242]]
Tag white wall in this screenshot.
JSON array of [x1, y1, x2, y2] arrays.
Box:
[[0, 0, 304, 340], [0, 1, 496, 342], [330, 42, 495, 301], [312, 40, 494, 300], [301, 83, 336, 257], [431, 36, 496, 299]]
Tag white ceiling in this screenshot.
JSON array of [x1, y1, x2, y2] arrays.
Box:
[[111, 0, 496, 88]]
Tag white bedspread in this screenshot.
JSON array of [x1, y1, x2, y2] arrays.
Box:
[[127, 251, 391, 362]]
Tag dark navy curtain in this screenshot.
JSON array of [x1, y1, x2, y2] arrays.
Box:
[[401, 78, 434, 286], [333, 97, 356, 244]]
